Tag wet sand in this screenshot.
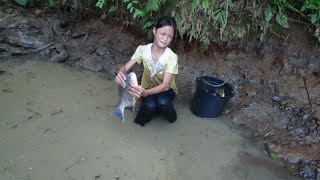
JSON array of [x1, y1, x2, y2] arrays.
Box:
[[0, 56, 300, 180]]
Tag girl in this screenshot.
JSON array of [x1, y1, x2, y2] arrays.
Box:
[[115, 16, 178, 126]]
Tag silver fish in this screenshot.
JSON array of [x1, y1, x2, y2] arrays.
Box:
[[113, 72, 138, 123]]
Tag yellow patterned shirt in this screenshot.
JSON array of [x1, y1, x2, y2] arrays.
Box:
[[131, 43, 178, 94]]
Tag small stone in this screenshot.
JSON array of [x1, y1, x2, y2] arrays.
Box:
[[115, 175, 120, 180], [96, 47, 109, 56], [179, 150, 184, 156], [272, 96, 282, 102], [71, 32, 86, 38], [315, 96, 320, 106], [34, 9, 42, 15], [303, 114, 311, 121]]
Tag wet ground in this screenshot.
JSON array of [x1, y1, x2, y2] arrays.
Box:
[[0, 56, 301, 180]]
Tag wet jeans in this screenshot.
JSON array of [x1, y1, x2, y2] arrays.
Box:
[[134, 89, 177, 126]]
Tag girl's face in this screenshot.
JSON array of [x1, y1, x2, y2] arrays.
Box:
[[153, 25, 174, 49]]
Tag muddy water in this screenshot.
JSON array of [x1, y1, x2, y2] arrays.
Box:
[[0, 56, 300, 180]]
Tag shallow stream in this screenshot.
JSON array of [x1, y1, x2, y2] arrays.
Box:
[[0, 56, 300, 180]]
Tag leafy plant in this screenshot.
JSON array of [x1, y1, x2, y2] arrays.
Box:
[[96, 0, 164, 30], [95, 0, 105, 9], [123, 0, 165, 29], [301, 0, 320, 24], [301, 0, 320, 41], [123, 0, 144, 20], [262, 0, 289, 33], [174, 0, 236, 51]]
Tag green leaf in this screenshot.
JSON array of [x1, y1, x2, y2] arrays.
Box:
[[301, 4, 307, 12], [15, 0, 28, 6], [95, 0, 105, 9], [276, 13, 289, 28], [264, 5, 273, 22], [309, 13, 319, 24], [127, 2, 132, 10], [263, 20, 269, 29], [202, 0, 209, 12], [133, 12, 138, 19], [192, 0, 199, 12], [143, 21, 153, 29], [146, 0, 159, 11], [108, 5, 118, 14], [305, 3, 320, 10], [134, 9, 144, 17], [270, 152, 278, 159], [130, 6, 134, 13], [123, 0, 129, 2]]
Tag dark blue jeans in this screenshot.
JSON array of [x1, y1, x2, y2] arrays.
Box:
[[134, 89, 177, 126]]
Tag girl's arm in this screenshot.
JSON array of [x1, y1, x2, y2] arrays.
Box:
[[143, 72, 173, 96], [115, 59, 136, 88], [129, 72, 173, 98]]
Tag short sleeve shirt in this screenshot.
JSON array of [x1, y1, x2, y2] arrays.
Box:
[[131, 43, 178, 94]]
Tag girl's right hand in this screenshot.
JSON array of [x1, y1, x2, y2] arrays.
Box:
[[115, 68, 126, 88]]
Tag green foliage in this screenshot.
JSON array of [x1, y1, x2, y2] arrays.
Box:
[[263, 0, 289, 29], [95, 0, 105, 9], [77, 0, 320, 47], [264, 5, 273, 29], [301, 0, 320, 41], [123, 0, 164, 25], [301, 0, 320, 25], [95, 0, 165, 30], [15, 0, 56, 7], [174, 0, 236, 51], [276, 13, 289, 28], [15, 0, 28, 6]]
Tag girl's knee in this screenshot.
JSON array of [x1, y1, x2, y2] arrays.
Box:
[[143, 101, 156, 111]]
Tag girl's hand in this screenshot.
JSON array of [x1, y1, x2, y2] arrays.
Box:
[[129, 85, 146, 98], [115, 68, 126, 88]]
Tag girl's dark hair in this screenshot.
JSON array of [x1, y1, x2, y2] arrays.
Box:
[[155, 16, 177, 36]]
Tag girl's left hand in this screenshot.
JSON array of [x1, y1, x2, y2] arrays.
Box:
[[129, 85, 146, 98]]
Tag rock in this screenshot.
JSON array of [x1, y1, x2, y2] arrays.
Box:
[[315, 96, 320, 106], [286, 50, 309, 68], [76, 56, 103, 72], [71, 31, 86, 38], [308, 56, 320, 74], [96, 47, 110, 56], [94, 175, 101, 179], [27, 19, 43, 29], [34, 9, 42, 15], [272, 96, 282, 102], [49, 43, 69, 63]]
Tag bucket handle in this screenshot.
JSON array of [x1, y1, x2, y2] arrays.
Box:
[[199, 76, 227, 87]]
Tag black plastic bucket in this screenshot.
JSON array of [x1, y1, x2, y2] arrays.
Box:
[[191, 76, 234, 119]]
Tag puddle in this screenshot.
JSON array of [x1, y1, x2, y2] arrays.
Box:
[[0, 56, 301, 180]]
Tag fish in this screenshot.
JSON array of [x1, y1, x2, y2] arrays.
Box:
[[216, 88, 225, 97], [113, 72, 138, 123]]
